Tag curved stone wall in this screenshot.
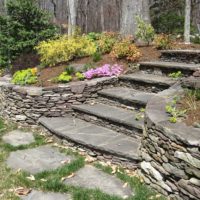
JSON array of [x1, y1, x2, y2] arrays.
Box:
[[0, 76, 117, 125], [140, 86, 200, 200]]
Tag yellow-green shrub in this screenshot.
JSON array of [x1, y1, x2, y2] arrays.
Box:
[[110, 38, 141, 62], [12, 68, 38, 85], [36, 35, 97, 67]]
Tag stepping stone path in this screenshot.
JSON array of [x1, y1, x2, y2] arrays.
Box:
[[64, 165, 133, 199], [6, 145, 74, 174], [20, 190, 72, 200], [2, 130, 35, 146]]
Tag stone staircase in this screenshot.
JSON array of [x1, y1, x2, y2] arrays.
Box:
[[39, 50, 199, 167]]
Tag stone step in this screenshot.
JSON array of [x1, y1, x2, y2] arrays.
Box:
[[139, 61, 199, 75], [72, 103, 144, 136], [119, 72, 176, 92], [98, 87, 155, 109], [39, 117, 141, 162], [161, 49, 200, 64]]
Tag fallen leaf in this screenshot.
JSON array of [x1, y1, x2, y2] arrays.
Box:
[[111, 166, 117, 174], [46, 138, 53, 143], [85, 156, 96, 163], [61, 160, 70, 164], [61, 173, 75, 182], [26, 175, 35, 181], [15, 187, 31, 196], [123, 182, 128, 188], [40, 178, 47, 182]]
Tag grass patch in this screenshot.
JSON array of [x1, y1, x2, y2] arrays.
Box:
[[0, 118, 167, 200], [94, 163, 166, 200]]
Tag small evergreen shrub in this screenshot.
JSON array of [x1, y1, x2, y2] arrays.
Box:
[[136, 16, 155, 45], [36, 35, 97, 66], [110, 38, 141, 62], [12, 68, 38, 85], [0, 0, 58, 68]]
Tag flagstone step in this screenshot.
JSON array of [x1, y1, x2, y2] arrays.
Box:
[[39, 116, 141, 162], [72, 103, 144, 136], [119, 72, 176, 92], [98, 87, 155, 109], [64, 165, 134, 199], [161, 49, 200, 64], [139, 61, 199, 75], [20, 190, 72, 200]]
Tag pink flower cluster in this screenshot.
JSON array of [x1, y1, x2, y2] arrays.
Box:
[[84, 64, 123, 79]]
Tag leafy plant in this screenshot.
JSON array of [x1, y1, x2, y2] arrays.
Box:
[[84, 64, 123, 79], [165, 98, 186, 123], [0, 0, 58, 68], [92, 51, 102, 62], [191, 34, 200, 44], [135, 16, 155, 45], [58, 72, 72, 83], [168, 71, 183, 79], [110, 37, 141, 62], [65, 66, 75, 75], [12, 68, 38, 85], [154, 34, 173, 50], [87, 32, 101, 41], [36, 35, 97, 66], [96, 32, 119, 54], [75, 72, 85, 81]]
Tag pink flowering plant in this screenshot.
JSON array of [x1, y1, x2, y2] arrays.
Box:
[[84, 64, 123, 79]]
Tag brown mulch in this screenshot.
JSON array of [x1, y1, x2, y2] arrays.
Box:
[[178, 95, 200, 126]]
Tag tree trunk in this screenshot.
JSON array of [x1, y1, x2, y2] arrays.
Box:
[[184, 0, 191, 43], [0, 0, 150, 35]]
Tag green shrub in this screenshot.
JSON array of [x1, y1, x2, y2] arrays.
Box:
[[0, 0, 58, 68], [96, 32, 119, 54], [58, 72, 72, 83], [12, 68, 38, 85], [65, 66, 75, 75], [92, 51, 102, 62], [36, 35, 97, 66], [168, 71, 183, 79], [110, 37, 141, 62], [75, 72, 85, 81], [135, 16, 155, 45]]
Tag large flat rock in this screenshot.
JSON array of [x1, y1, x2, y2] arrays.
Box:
[[120, 72, 175, 86], [39, 117, 141, 161], [99, 87, 155, 106], [20, 190, 72, 200], [72, 103, 144, 131], [7, 146, 74, 174], [2, 130, 35, 147], [139, 61, 200, 72], [64, 165, 134, 199]]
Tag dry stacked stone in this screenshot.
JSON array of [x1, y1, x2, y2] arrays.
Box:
[[0, 76, 117, 125]]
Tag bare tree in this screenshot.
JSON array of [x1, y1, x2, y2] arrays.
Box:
[[184, 0, 191, 43]]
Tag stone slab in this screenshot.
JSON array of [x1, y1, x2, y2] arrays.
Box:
[[39, 117, 140, 161], [139, 61, 200, 72], [20, 190, 72, 200], [2, 130, 35, 146], [72, 103, 144, 130], [120, 72, 175, 86], [7, 146, 74, 174], [99, 87, 155, 106], [64, 165, 134, 198]]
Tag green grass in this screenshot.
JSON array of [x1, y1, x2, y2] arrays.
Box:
[[0, 118, 166, 200], [94, 163, 166, 200]]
